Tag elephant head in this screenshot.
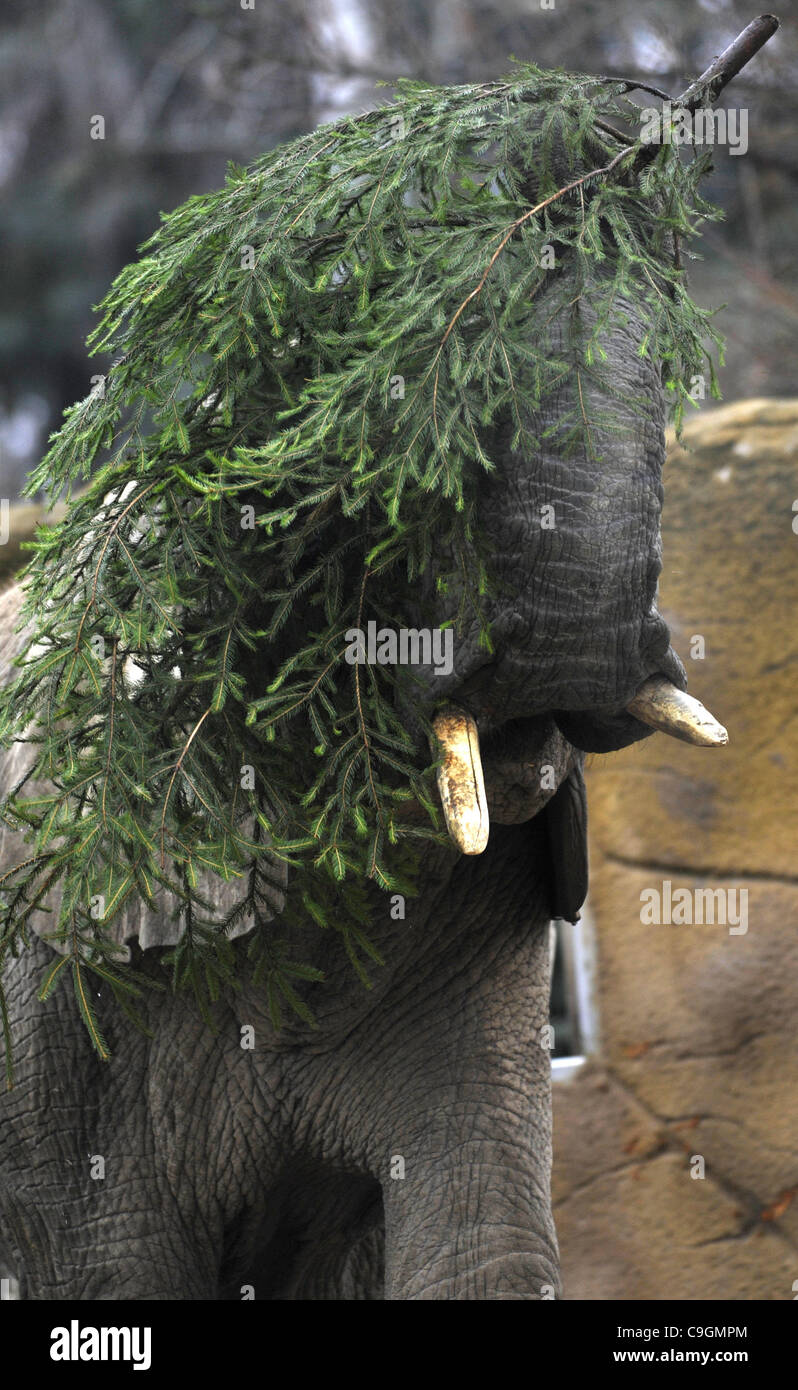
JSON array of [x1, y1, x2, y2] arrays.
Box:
[[383, 259, 726, 911], [0, 131, 727, 970]]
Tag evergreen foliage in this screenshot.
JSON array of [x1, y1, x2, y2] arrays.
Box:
[[0, 61, 723, 1068]]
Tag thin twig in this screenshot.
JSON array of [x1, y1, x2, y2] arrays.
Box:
[[160, 706, 213, 867]]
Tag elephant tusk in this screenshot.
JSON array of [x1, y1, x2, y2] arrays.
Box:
[[627, 676, 728, 747], [431, 705, 490, 854]]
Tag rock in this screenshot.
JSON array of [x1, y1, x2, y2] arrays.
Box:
[[555, 399, 798, 1300]]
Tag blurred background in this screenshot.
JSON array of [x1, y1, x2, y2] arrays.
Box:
[[0, 0, 795, 504]]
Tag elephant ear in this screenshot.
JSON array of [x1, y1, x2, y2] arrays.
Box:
[[0, 582, 287, 962], [540, 757, 588, 924]]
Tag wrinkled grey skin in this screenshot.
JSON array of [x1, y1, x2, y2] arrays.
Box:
[[0, 256, 684, 1300]]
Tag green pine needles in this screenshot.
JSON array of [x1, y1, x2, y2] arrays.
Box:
[[0, 61, 724, 1064]]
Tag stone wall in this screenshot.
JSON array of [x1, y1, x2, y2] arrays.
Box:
[[554, 399, 798, 1300]]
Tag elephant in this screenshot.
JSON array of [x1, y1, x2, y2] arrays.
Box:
[[0, 170, 728, 1304]]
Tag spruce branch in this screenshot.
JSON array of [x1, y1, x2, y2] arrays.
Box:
[[0, 50, 765, 1059]]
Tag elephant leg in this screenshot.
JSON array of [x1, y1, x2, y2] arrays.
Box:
[[362, 822, 560, 1300], [1, 939, 243, 1300], [3, 1182, 220, 1299], [379, 1038, 558, 1298]]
